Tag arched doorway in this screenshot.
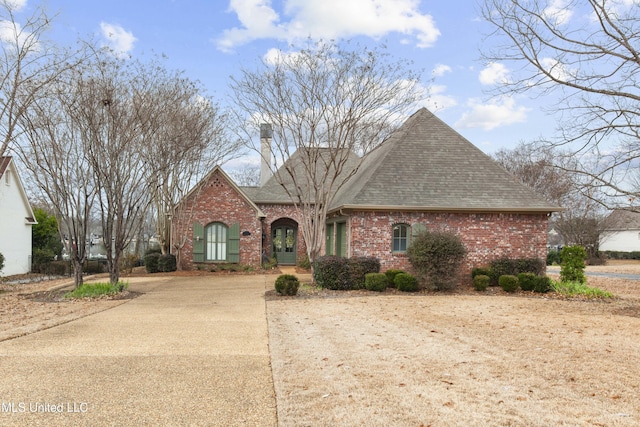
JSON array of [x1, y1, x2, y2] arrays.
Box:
[[271, 218, 297, 265]]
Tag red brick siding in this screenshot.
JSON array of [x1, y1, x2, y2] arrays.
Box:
[[173, 169, 263, 270], [257, 204, 308, 264], [348, 211, 549, 277]]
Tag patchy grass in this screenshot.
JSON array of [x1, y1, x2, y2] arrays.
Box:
[[65, 282, 128, 299], [551, 280, 614, 299]]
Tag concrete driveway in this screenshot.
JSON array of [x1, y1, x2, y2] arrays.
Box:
[[0, 275, 277, 426]]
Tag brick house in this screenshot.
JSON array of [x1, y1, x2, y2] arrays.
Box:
[[172, 108, 561, 273]]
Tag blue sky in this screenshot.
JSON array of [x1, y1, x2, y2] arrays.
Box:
[[17, 0, 556, 156]]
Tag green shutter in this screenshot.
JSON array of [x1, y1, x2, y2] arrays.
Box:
[[412, 223, 426, 241], [326, 223, 334, 256], [193, 222, 205, 262], [228, 223, 240, 263], [336, 222, 347, 257]]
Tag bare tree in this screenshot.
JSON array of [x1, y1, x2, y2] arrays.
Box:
[[0, 0, 84, 157], [135, 70, 241, 257], [15, 67, 98, 287], [230, 40, 423, 267], [481, 0, 640, 210], [227, 164, 260, 187]]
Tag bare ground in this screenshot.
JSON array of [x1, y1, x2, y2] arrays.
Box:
[[2, 265, 640, 426], [267, 263, 640, 426]]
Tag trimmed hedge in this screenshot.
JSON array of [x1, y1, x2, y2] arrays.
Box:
[[518, 272, 537, 291], [313, 256, 380, 290], [490, 257, 545, 285], [144, 253, 161, 273], [365, 273, 388, 292], [499, 275, 519, 293], [407, 230, 467, 291], [534, 275, 552, 293], [275, 274, 300, 296], [395, 273, 418, 292], [157, 254, 177, 272], [471, 267, 492, 279], [473, 274, 490, 291], [384, 269, 405, 288]]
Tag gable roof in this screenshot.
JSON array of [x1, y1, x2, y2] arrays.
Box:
[[329, 108, 562, 213], [602, 209, 640, 231], [251, 147, 361, 204], [179, 165, 265, 218], [0, 156, 37, 224]]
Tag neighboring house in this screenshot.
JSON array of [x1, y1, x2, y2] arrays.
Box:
[[0, 156, 37, 276], [172, 108, 561, 275], [600, 209, 640, 252]]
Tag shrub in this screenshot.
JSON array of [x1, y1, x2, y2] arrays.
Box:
[[365, 273, 388, 292], [473, 274, 490, 291], [471, 267, 492, 279], [157, 253, 177, 272], [551, 279, 613, 299], [499, 275, 519, 293], [65, 281, 128, 299], [560, 245, 587, 284], [406, 230, 467, 291], [384, 269, 404, 287], [0, 252, 4, 273], [274, 274, 300, 296], [489, 257, 545, 285], [546, 251, 562, 265], [32, 248, 55, 272], [348, 257, 380, 289], [314, 256, 350, 290], [395, 273, 418, 292], [84, 261, 105, 274], [262, 256, 277, 270], [297, 255, 311, 270], [47, 260, 69, 276], [518, 272, 537, 292], [144, 252, 161, 273], [533, 275, 552, 293]]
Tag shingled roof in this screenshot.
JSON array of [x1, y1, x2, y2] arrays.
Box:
[[328, 108, 562, 213]]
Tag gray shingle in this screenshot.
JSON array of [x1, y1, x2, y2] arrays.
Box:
[[329, 108, 562, 212]]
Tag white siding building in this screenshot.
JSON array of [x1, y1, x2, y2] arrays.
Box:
[[0, 157, 36, 276], [600, 209, 640, 252]]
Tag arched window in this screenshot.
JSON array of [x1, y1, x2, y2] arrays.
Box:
[[392, 224, 410, 253], [205, 222, 227, 261]]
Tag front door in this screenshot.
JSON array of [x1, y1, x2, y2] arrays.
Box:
[[273, 225, 297, 265]]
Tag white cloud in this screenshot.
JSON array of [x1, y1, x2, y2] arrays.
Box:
[[540, 57, 575, 81], [5, 0, 26, 11], [100, 22, 137, 57], [420, 84, 456, 112], [479, 62, 510, 86], [455, 97, 529, 131], [543, 0, 574, 25], [432, 64, 451, 78], [217, 0, 440, 52]]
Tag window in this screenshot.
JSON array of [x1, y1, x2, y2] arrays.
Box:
[[392, 224, 409, 252], [205, 222, 227, 261]]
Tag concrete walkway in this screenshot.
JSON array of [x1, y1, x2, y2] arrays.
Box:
[[0, 275, 277, 426]]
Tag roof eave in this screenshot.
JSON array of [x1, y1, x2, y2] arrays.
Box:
[[328, 204, 564, 215]]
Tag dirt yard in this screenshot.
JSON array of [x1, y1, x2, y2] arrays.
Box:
[[2, 264, 639, 426], [267, 263, 640, 426]]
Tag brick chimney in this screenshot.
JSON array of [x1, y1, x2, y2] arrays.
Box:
[[260, 123, 272, 187]]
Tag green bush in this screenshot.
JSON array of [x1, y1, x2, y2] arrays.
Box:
[[297, 255, 311, 270], [32, 248, 55, 272], [518, 272, 537, 291], [65, 281, 128, 299], [489, 257, 545, 285], [46, 260, 69, 276], [0, 252, 4, 273], [406, 230, 467, 291], [551, 279, 613, 299], [384, 269, 405, 287], [314, 256, 350, 290], [560, 245, 587, 284], [365, 273, 388, 292], [499, 275, 519, 293], [473, 274, 490, 291], [603, 250, 640, 260], [84, 261, 105, 274], [395, 273, 418, 292], [546, 251, 562, 265], [471, 267, 492, 279], [144, 252, 161, 273], [348, 256, 381, 289], [157, 253, 177, 272], [274, 274, 300, 296], [534, 275, 552, 293]]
